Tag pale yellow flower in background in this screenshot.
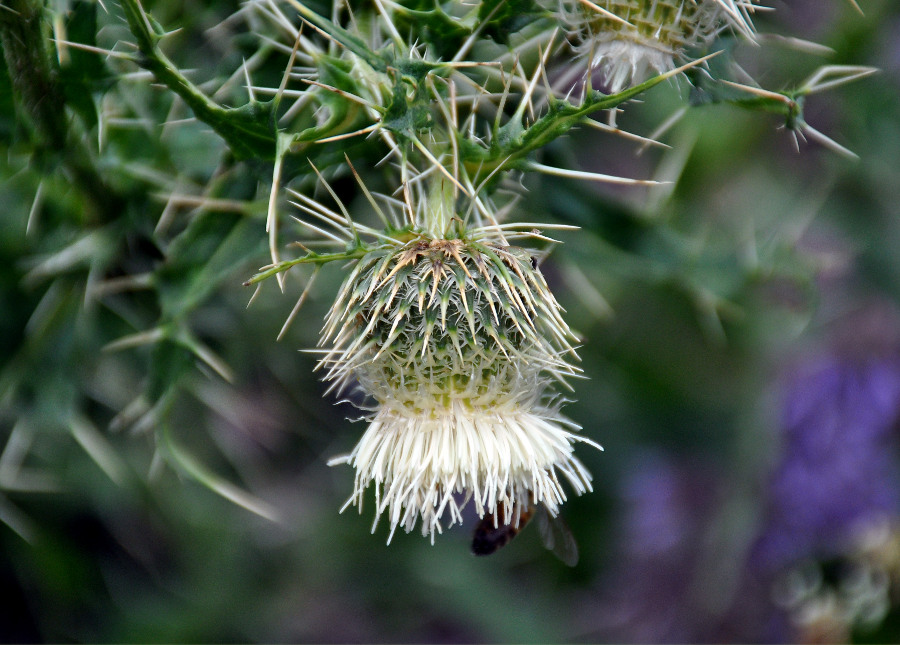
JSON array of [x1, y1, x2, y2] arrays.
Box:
[[567, 0, 757, 91]]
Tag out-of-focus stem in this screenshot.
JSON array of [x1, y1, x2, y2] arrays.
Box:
[[0, 0, 67, 148], [0, 0, 120, 223]]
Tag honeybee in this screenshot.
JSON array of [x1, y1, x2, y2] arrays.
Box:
[[471, 501, 579, 566]]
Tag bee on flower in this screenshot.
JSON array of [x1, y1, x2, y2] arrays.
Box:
[[563, 0, 758, 92], [282, 165, 602, 544]]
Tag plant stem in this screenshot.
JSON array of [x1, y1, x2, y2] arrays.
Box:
[[118, 0, 278, 160], [0, 0, 122, 224]]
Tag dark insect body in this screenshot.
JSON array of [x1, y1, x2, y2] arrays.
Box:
[[471, 505, 537, 556]]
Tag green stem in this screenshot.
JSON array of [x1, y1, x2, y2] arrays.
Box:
[[462, 53, 725, 183], [0, 0, 123, 224], [0, 0, 67, 148], [243, 248, 369, 286], [118, 0, 278, 160]]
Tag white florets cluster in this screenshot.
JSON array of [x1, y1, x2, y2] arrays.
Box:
[[565, 0, 757, 92], [320, 235, 600, 541]]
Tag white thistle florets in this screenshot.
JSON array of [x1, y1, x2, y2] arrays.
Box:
[[566, 0, 757, 92], [321, 235, 600, 542]]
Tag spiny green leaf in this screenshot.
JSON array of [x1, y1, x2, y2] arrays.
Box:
[[287, 0, 387, 72], [391, 2, 474, 60], [212, 100, 279, 160], [383, 70, 435, 138]]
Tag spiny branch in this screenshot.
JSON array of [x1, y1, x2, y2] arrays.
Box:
[[243, 247, 370, 286], [119, 0, 279, 160]]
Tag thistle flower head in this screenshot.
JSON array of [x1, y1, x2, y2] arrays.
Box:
[[321, 230, 599, 541], [567, 0, 757, 92]]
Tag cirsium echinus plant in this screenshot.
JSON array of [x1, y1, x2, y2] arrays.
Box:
[[0, 0, 878, 555]]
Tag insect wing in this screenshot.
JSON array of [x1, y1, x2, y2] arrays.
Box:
[[536, 508, 579, 567]]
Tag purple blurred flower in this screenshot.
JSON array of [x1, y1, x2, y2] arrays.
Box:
[[583, 349, 900, 643], [753, 356, 900, 571]]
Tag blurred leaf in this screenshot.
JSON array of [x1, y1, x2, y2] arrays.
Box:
[[155, 212, 261, 321], [147, 336, 194, 402], [0, 37, 15, 143], [58, 1, 113, 132], [478, 0, 546, 43], [162, 423, 280, 522]]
